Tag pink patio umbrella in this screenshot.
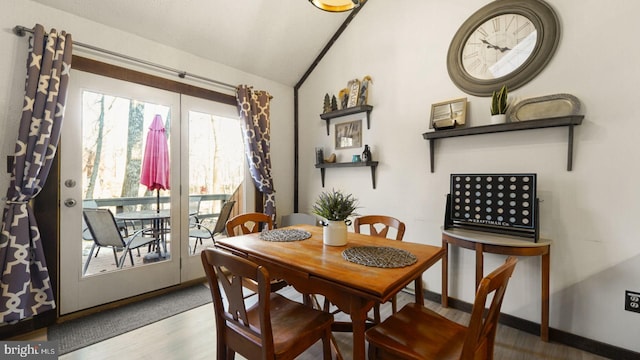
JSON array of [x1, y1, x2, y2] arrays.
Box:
[[140, 114, 170, 212]]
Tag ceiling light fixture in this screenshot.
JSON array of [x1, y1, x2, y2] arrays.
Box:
[[309, 0, 365, 12]]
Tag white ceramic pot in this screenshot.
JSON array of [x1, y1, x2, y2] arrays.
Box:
[[323, 220, 348, 246], [490, 114, 507, 124]]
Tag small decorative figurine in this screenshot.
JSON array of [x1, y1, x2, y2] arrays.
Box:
[[331, 95, 338, 111], [339, 88, 349, 109], [362, 144, 372, 162], [358, 75, 372, 106], [323, 93, 331, 113]]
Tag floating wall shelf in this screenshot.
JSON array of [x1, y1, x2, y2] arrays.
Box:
[[315, 161, 379, 189], [319, 105, 373, 135], [422, 115, 584, 172]]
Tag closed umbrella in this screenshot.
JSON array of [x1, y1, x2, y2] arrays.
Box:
[[140, 114, 170, 212], [140, 114, 170, 260]]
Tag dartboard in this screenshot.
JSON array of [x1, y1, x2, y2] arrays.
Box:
[[450, 174, 536, 230]]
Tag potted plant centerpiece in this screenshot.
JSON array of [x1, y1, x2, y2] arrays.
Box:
[[312, 189, 359, 246], [490, 84, 509, 124]]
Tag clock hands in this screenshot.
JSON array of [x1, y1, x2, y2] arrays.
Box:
[[481, 39, 511, 53]]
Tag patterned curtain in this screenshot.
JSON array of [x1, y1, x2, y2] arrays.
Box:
[[0, 24, 72, 324], [236, 85, 276, 221]]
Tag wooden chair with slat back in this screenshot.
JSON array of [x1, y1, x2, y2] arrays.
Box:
[[354, 215, 406, 322], [365, 256, 518, 360], [201, 248, 334, 360], [225, 212, 288, 292], [226, 212, 274, 236]]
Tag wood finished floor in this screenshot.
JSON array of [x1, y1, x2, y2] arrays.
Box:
[[55, 287, 609, 360]]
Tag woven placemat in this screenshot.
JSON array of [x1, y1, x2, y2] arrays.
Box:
[[342, 246, 417, 268], [259, 228, 311, 242]]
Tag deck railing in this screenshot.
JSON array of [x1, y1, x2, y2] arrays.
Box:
[[88, 193, 231, 220]]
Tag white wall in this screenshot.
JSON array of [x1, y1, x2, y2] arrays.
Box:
[[298, 0, 640, 352], [0, 0, 295, 219]]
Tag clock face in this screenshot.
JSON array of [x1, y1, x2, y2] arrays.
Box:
[[462, 14, 538, 80], [446, 0, 560, 96]]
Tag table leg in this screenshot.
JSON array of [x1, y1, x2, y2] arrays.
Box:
[[475, 242, 484, 289], [349, 298, 370, 360], [442, 239, 448, 307], [541, 249, 550, 341], [414, 277, 424, 306]]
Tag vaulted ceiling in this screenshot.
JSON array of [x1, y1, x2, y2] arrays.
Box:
[[31, 0, 354, 86]]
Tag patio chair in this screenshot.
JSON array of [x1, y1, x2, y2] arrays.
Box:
[[365, 257, 518, 360], [189, 200, 235, 254], [201, 248, 334, 360], [82, 200, 130, 254], [82, 208, 158, 275]]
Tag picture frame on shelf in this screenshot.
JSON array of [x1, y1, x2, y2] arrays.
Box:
[[346, 79, 361, 108], [430, 97, 467, 130], [335, 120, 362, 150]]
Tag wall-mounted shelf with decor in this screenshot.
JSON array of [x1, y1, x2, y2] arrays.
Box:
[[422, 115, 584, 172], [320, 105, 373, 135], [315, 161, 379, 189]]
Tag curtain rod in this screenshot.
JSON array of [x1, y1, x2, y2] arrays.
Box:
[[13, 25, 237, 92]]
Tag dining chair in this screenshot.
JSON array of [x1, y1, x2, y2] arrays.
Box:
[[354, 215, 406, 241], [225, 212, 288, 292], [365, 256, 518, 360], [226, 212, 274, 235], [280, 212, 318, 227], [333, 215, 406, 323], [189, 200, 235, 254], [201, 248, 334, 360], [82, 208, 159, 275]]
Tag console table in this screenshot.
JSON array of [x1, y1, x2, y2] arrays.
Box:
[[440, 226, 551, 341]]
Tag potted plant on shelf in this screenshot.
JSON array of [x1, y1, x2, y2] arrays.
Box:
[[311, 189, 359, 246], [490, 84, 509, 124]]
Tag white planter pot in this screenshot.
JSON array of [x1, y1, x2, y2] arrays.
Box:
[[323, 220, 348, 246], [491, 114, 507, 124]]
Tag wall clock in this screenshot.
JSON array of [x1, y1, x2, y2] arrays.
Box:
[[447, 0, 560, 96]]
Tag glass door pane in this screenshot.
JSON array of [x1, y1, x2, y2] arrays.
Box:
[[60, 70, 181, 314], [181, 95, 244, 280]]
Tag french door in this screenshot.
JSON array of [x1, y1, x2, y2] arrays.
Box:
[[59, 69, 245, 314]]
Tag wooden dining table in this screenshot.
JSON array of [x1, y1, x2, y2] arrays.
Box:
[[215, 224, 444, 360]]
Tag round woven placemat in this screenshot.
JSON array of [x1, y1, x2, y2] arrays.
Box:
[[342, 246, 417, 268], [259, 228, 311, 242]]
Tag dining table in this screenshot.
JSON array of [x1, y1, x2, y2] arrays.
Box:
[[215, 224, 444, 360]]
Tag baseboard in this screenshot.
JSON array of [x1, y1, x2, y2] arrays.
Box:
[[423, 289, 640, 360]]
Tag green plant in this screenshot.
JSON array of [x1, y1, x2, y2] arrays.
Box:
[[490, 85, 509, 115], [311, 189, 359, 221]]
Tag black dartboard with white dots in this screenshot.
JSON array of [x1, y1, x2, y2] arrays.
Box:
[[450, 174, 536, 230]]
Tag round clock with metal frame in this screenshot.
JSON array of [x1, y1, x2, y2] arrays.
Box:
[[447, 0, 560, 96]]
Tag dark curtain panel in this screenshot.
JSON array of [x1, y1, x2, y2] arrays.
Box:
[[0, 24, 72, 323], [236, 85, 276, 221]]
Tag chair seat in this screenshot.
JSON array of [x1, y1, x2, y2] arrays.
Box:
[[188, 227, 212, 239], [126, 233, 158, 249], [365, 303, 467, 360], [244, 293, 334, 357]]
